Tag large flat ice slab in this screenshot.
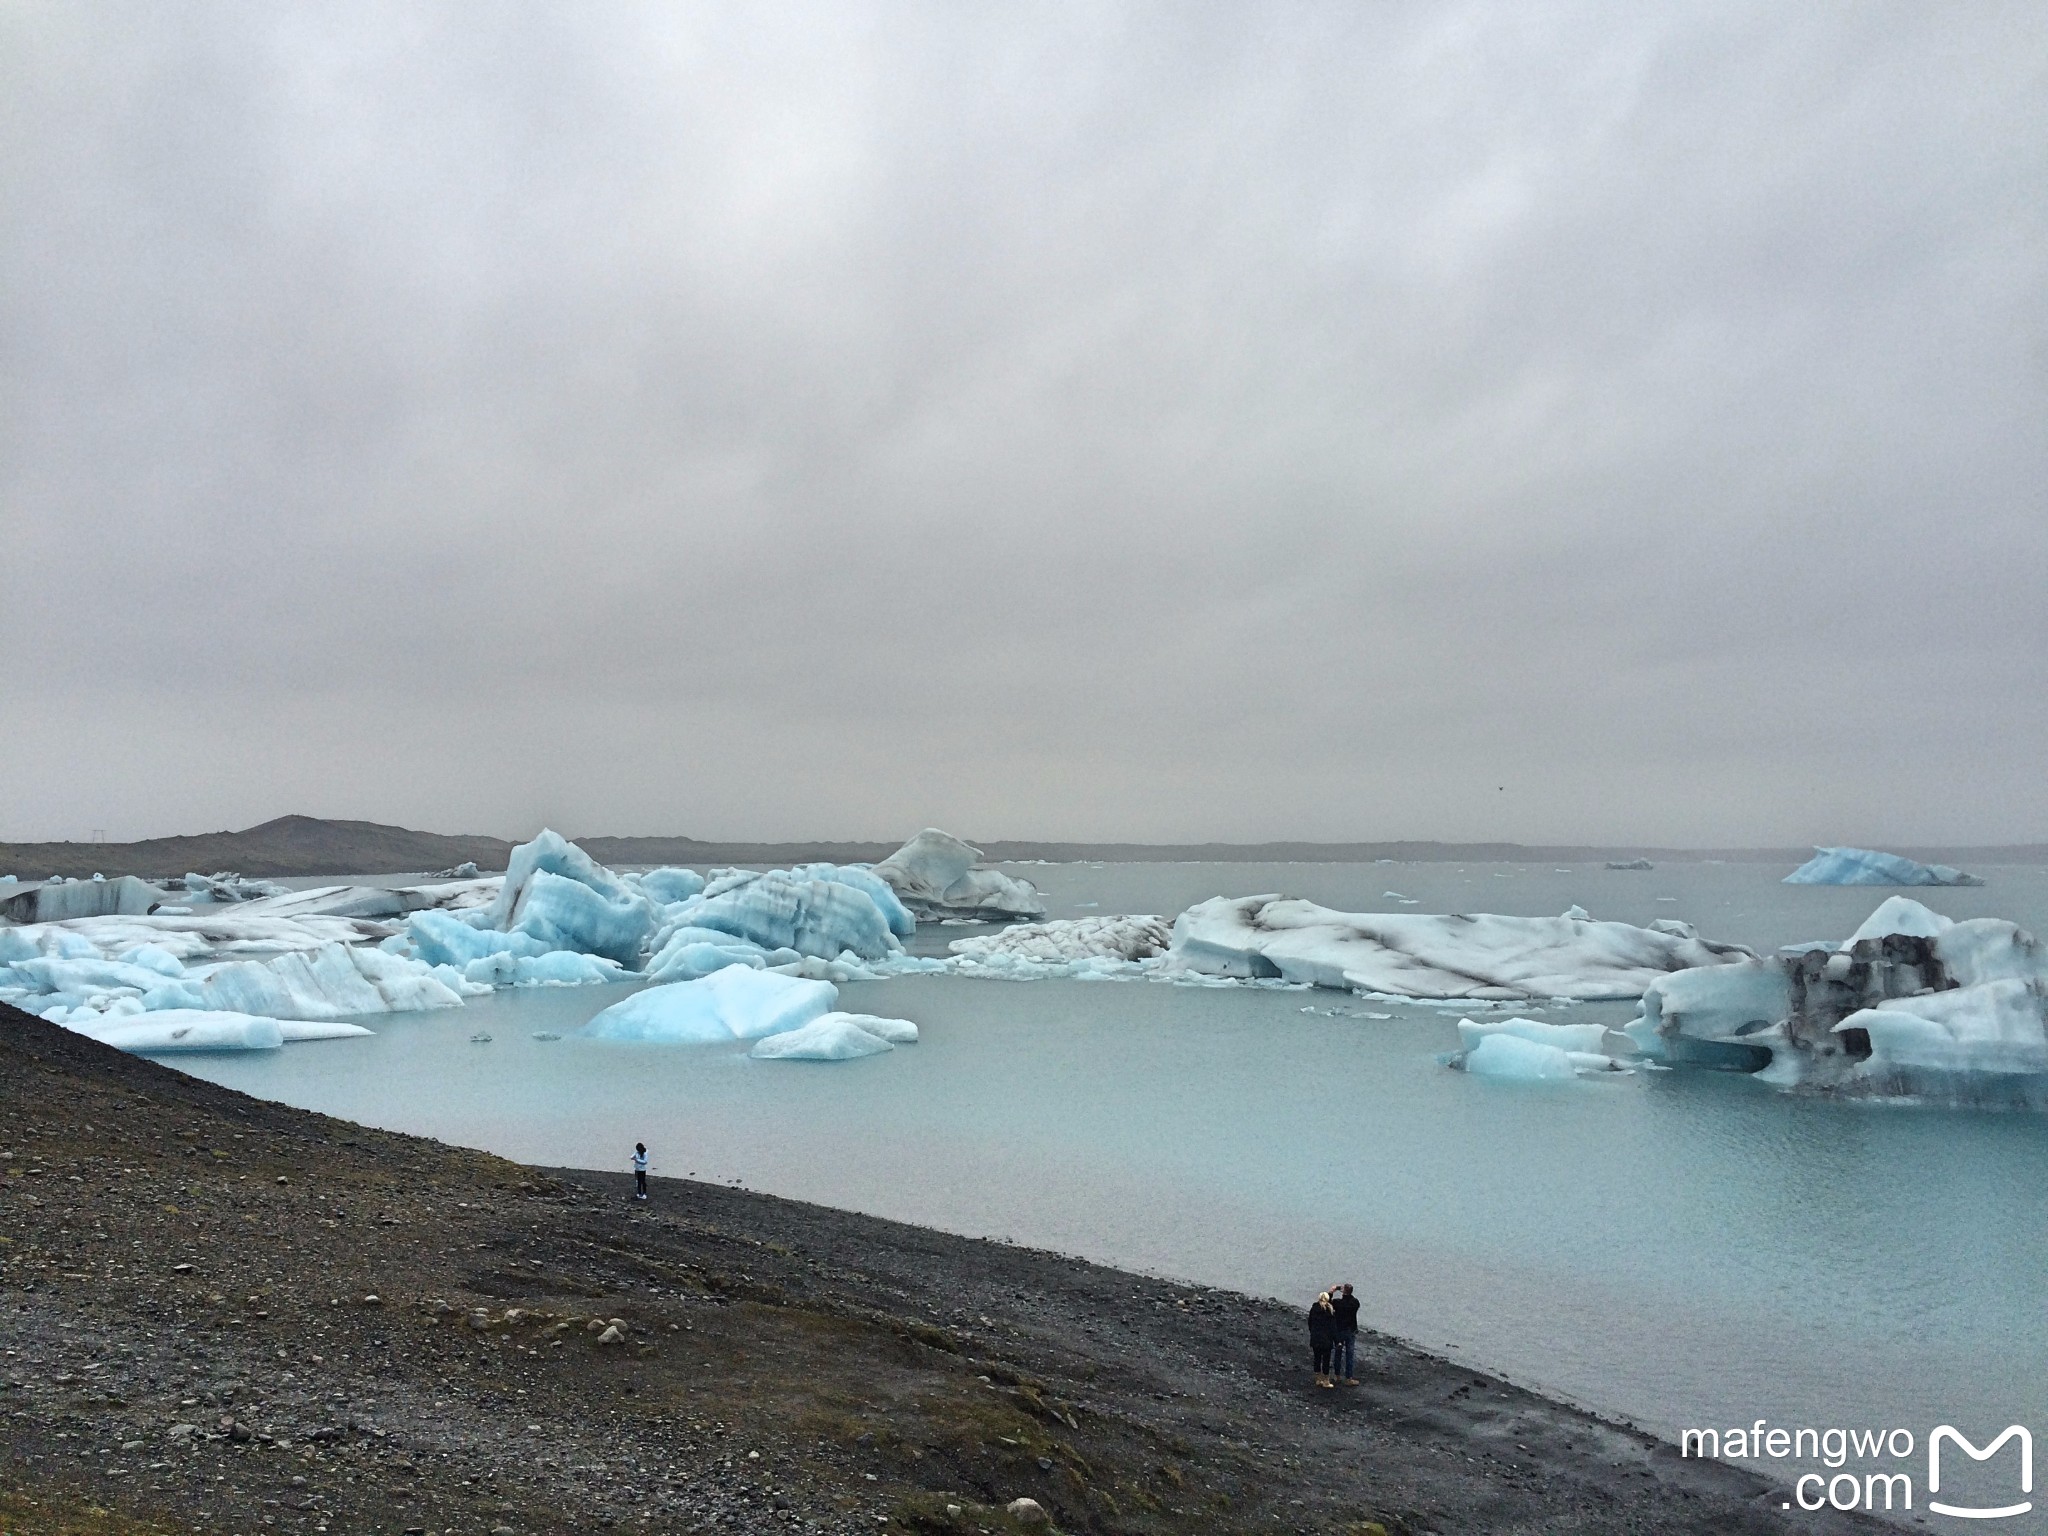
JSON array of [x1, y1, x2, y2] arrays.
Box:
[[1166, 896, 1754, 999]]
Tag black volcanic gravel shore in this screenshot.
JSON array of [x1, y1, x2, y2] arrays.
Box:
[[0, 1001, 1879, 1535]]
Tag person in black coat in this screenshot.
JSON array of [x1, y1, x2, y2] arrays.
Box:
[[1307, 1292, 1338, 1387], [1329, 1282, 1361, 1385]]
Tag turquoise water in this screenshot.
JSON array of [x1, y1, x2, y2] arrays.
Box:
[[176, 861, 2048, 1498]]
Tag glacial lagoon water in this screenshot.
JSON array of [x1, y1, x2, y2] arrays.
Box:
[[179, 861, 2048, 1490]]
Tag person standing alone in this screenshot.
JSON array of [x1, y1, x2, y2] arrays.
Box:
[[632, 1142, 649, 1200], [1330, 1282, 1360, 1385]]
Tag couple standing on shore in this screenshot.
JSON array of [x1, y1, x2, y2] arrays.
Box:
[[1308, 1284, 1360, 1388]]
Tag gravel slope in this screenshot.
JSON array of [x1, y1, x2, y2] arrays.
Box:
[[0, 1001, 1880, 1535]]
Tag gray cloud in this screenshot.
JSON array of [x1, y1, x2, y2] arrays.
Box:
[[4, 1, 2044, 844]]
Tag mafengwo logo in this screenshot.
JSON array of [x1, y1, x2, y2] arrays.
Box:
[[1680, 1420, 2032, 1518], [1929, 1426, 2032, 1521]]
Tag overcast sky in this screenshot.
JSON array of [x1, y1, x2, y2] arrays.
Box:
[[4, 2, 2044, 846]]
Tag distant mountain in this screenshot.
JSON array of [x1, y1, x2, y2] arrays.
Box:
[[3, 815, 2042, 880], [0, 816, 518, 880]]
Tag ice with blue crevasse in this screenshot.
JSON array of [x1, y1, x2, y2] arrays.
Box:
[[1782, 847, 1983, 887], [1626, 896, 2048, 1105]]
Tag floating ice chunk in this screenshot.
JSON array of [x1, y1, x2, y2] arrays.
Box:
[[766, 953, 886, 983], [872, 829, 1045, 919], [463, 951, 626, 987], [397, 876, 502, 913], [115, 943, 186, 978], [749, 1014, 897, 1060], [1606, 858, 1654, 870], [1166, 896, 1754, 999], [780, 864, 915, 937], [1627, 896, 2048, 1103], [580, 967, 837, 1043], [1784, 847, 1983, 886], [8, 956, 186, 996], [1843, 895, 1952, 947], [1626, 962, 1791, 1065], [484, 829, 636, 928], [405, 910, 551, 968], [0, 875, 160, 923], [190, 942, 464, 1020], [504, 869, 655, 967], [277, 1020, 376, 1042], [687, 872, 899, 961], [1561, 905, 1591, 921], [1459, 1034, 1580, 1080], [66, 1009, 286, 1052], [1843, 981, 2048, 1077], [949, 915, 1171, 966], [644, 935, 768, 984], [838, 1011, 918, 1042], [231, 886, 417, 920], [181, 872, 293, 901], [1455, 1017, 1610, 1055], [631, 867, 707, 904], [14, 911, 398, 965]]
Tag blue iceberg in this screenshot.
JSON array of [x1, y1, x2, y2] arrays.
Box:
[[1783, 847, 1983, 886]]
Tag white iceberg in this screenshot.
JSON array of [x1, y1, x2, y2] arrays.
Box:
[[0, 875, 160, 923], [748, 1011, 915, 1060], [1449, 1016, 1627, 1077], [1458, 1033, 1580, 1080], [951, 914, 1170, 964], [1, 918, 467, 1025], [1627, 897, 2048, 1105], [62, 1009, 287, 1053], [1454, 1016, 1611, 1055], [181, 872, 294, 901], [1783, 847, 1983, 886], [872, 829, 1045, 920], [182, 942, 466, 1020], [227, 878, 499, 922], [580, 967, 837, 1044], [1165, 896, 1754, 999], [946, 914, 1172, 978]]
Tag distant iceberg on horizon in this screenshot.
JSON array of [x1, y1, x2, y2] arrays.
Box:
[[1784, 847, 1983, 887]]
